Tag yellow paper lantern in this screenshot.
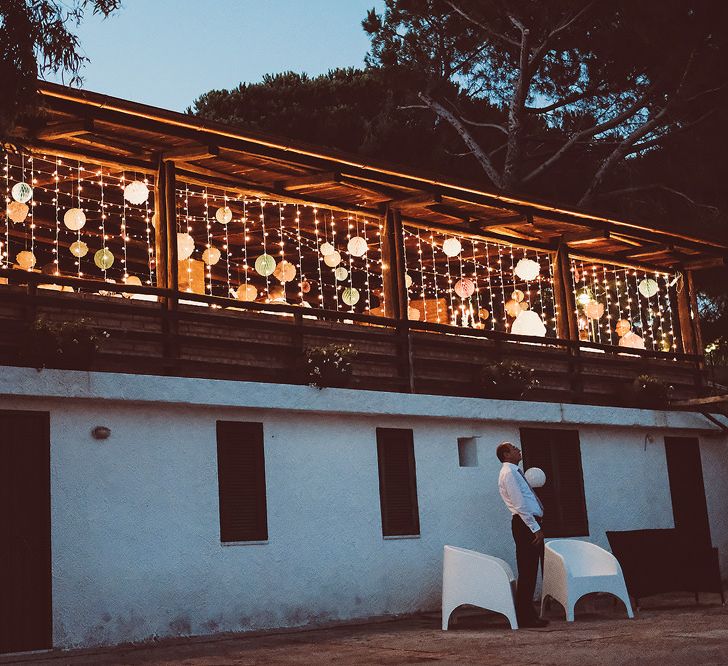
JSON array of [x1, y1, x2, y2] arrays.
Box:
[[215, 206, 232, 224], [255, 253, 276, 276], [334, 267, 348, 281], [505, 299, 521, 317], [94, 248, 114, 270], [7, 201, 29, 223], [236, 283, 258, 301], [202, 246, 221, 266], [273, 260, 297, 283], [342, 287, 360, 306], [511, 289, 525, 303], [69, 240, 89, 258], [405, 273, 413, 288], [16, 250, 36, 270]]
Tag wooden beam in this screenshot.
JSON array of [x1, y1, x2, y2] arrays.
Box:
[[671, 395, 728, 407], [24, 140, 155, 174], [70, 134, 148, 156], [682, 256, 728, 271], [615, 243, 672, 259], [562, 229, 610, 245], [338, 177, 395, 200], [161, 144, 219, 162], [477, 214, 526, 229], [610, 233, 644, 248], [276, 171, 340, 191], [36, 119, 94, 140], [426, 203, 470, 223], [388, 192, 441, 209]]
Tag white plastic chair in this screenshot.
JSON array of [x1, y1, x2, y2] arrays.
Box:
[[442, 545, 518, 630], [541, 539, 634, 622]]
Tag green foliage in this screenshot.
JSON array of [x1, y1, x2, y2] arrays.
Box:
[[479, 360, 537, 398], [20, 316, 108, 370], [303, 343, 357, 389], [0, 0, 120, 139], [630, 374, 674, 407]]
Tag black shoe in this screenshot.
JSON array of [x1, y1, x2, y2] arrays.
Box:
[[519, 618, 549, 628]]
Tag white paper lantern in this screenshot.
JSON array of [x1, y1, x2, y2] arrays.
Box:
[[123, 180, 149, 205], [525, 467, 546, 488], [16, 250, 36, 270], [334, 267, 348, 281], [255, 253, 276, 276], [11, 182, 33, 203], [454, 278, 475, 298], [69, 240, 89, 258], [514, 258, 540, 281], [408, 306, 421, 321], [442, 237, 462, 257], [94, 248, 114, 270], [619, 331, 645, 349], [511, 309, 546, 337], [215, 206, 232, 224], [405, 273, 413, 288], [319, 242, 335, 256], [638, 278, 659, 298], [342, 287, 360, 306], [202, 246, 221, 266], [7, 201, 29, 223], [323, 250, 342, 267], [177, 232, 195, 261], [347, 236, 368, 257], [236, 283, 258, 301], [63, 207, 86, 231]]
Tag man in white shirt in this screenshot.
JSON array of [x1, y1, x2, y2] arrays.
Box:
[[497, 441, 548, 628]]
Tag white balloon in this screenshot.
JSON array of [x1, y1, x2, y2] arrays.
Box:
[[63, 207, 86, 231], [123, 180, 149, 205], [347, 236, 368, 257], [177, 232, 195, 261], [442, 237, 462, 257], [514, 258, 540, 281], [525, 467, 546, 488]]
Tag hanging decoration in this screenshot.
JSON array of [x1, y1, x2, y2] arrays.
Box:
[[11, 182, 33, 203], [334, 266, 348, 281], [215, 206, 232, 224], [480, 309, 490, 321], [584, 300, 605, 319], [323, 250, 342, 267], [408, 306, 421, 320], [236, 283, 258, 301], [347, 236, 368, 257], [319, 241, 335, 256], [273, 259, 297, 283], [514, 258, 540, 281], [505, 298, 522, 317], [342, 287, 360, 306], [123, 181, 149, 205], [442, 237, 461, 257], [454, 278, 475, 298], [301, 279, 311, 294], [638, 278, 659, 298], [511, 289, 525, 303], [124, 275, 142, 286], [202, 246, 221, 266], [177, 232, 195, 261], [69, 240, 89, 258], [511, 309, 547, 337], [63, 207, 86, 231], [16, 250, 36, 270], [255, 253, 276, 277], [404, 273, 413, 288], [7, 201, 29, 223], [94, 248, 115, 270]]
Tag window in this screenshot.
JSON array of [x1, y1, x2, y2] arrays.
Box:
[[457, 437, 479, 467], [376, 428, 420, 537], [216, 421, 268, 543], [519, 428, 588, 537]]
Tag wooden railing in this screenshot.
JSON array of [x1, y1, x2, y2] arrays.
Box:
[[0, 270, 706, 408]]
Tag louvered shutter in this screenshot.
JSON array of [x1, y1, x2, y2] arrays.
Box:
[[376, 428, 420, 537], [216, 421, 268, 542]]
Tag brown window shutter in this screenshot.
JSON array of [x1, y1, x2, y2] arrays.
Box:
[[376, 428, 420, 537], [216, 421, 268, 543]]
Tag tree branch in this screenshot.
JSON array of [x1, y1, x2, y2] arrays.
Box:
[[443, 99, 508, 134], [525, 85, 605, 113], [528, 2, 596, 73], [445, 1, 520, 48], [594, 184, 720, 215], [418, 91, 503, 188]]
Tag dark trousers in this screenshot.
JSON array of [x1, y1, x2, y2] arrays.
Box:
[[512, 515, 544, 622]]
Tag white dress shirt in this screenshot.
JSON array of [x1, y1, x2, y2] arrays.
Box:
[[498, 462, 543, 533]]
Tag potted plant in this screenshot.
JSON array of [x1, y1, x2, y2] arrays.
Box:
[[303, 343, 357, 389], [628, 374, 674, 409], [478, 360, 538, 399], [20, 317, 109, 370]]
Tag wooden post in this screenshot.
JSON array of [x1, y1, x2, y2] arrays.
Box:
[[554, 242, 578, 340], [156, 160, 179, 365], [153, 158, 168, 290], [676, 273, 696, 355], [687, 271, 704, 355], [552, 243, 570, 340], [381, 206, 403, 319]]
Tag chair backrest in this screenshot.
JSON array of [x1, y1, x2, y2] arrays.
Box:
[[443, 545, 515, 581], [547, 539, 618, 577]]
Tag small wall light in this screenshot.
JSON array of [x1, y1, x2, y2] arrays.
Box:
[[91, 426, 111, 441]]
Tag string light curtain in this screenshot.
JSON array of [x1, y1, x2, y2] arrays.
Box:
[[402, 223, 558, 336], [570, 257, 679, 351], [2, 148, 156, 287]]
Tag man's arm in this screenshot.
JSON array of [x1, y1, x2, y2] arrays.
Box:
[[503, 468, 541, 533]]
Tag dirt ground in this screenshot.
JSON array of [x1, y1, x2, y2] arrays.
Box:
[[2, 593, 727, 666]]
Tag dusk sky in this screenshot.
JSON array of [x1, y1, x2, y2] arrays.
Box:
[[47, 0, 385, 112]]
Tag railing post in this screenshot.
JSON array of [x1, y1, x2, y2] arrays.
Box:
[[381, 206, 407, 319], [156, 158, 179, 369], [397, 320, 415, 393]]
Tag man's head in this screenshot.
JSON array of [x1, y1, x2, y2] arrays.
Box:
[[496, 441, 522, 464]]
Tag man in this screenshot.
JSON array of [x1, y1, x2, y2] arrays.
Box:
[[496, 441, 548, 628]]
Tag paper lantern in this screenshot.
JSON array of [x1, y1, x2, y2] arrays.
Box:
[[525, 467, 546, 488], [334, 267, 348, 281], [255, 253, 276, 276], [273, 260, 297, 283], [123, 180, 149, 205], [584, 300, 605, 320], [323, 251, 342, 267], [505, 299, 521, 317], [615, 319, 631, 337], [215, 206, 232, 224], [519, 301, 529, 311], [236, 283, 258, 301], [514, 258, 540, 281], [124, 275, 142, 286], [16, 250, 36, 270], [454, 278, 475, 298], [69, 240, 89, 258], [408, 306, 421, 321], [94, 248, 114, 270], [442, 237, 462, 257], [511, 289, 525, 303], [202, 246, 221, 266], [319, 242, 335, 256], [63, 207, 86, 231], [638, 278, 659, 298], [301, 280, 311, 294], [576, 288, 592, 306], [347, 236, 367, 257], [342, 287, 360, 306], [619, 331, 645, 349], [480, 309, 490, 321], [405, 273, 413, 288], [7, 201, 29, 223], [11, 182, 33, 203], [177, 233, 195, 261], [511, 309, 547, 337]]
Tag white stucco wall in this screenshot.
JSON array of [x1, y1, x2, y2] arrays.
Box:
[[1, 367, 726, 649]]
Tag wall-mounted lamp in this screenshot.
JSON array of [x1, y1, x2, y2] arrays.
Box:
[[91, 426, 111, 441]]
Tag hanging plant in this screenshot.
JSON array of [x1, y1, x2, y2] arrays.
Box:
[[19, 317, 109, 370], [303, 343, 357, 389], [627, 374, 674, 408], [477, 360, 537, 399]]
